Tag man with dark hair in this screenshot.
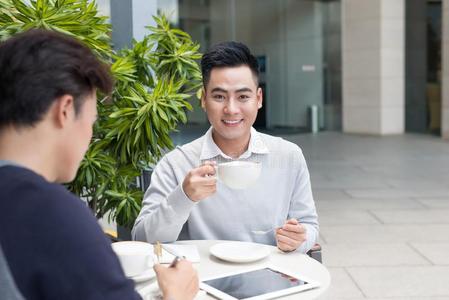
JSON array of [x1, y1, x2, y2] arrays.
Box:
[[133, 41, 318, 254], [0, 29, 198, 300]]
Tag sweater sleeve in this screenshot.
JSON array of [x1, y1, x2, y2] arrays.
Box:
[[287, 147, 319, 253], [132, 156, 195, 243]]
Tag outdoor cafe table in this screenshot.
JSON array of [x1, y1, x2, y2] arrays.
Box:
[[135, 240, 331, 300]]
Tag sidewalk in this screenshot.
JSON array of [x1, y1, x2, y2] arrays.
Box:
[[284, 132, 449, 300]]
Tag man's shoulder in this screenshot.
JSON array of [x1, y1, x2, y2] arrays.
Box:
[[0, 166, 71, 198], [257, 132, 303, 154], [165, 135, 204, 160], [0, 166, 92, 227], [0, 167, 138, 300]]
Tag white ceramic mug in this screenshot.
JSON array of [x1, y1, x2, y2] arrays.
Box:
[[111, 241, 154, 277], [217, 161, 261, 189]]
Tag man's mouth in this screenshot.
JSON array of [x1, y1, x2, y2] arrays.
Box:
[[222, 119, 243, 126]]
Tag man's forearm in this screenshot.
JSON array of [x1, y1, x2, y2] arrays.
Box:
[[132, 185, 194, 242]]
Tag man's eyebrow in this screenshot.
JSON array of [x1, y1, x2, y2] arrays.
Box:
[[211, 87, 227, 93], [235, 87, 253, 93]]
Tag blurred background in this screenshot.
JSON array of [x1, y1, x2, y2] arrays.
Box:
[[98, 0, 449, 139]]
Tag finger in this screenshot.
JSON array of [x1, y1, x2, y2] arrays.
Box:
[[189, 166, 212, 177], [205, 186, 217, 194], [192, 176, 217, 186], [196, 164, 216, 177], [277, 240, 295, 252], [177, 259, 193, 269], [203, 160, 217, 167], [153, 263, 166, 274], [282, 223, 306, 233], [277, 229, 306, 242], [276, 233, 298, 248], [278, 240, 294, 252]]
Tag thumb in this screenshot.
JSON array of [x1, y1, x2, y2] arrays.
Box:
[[153, 263, 166, 275]]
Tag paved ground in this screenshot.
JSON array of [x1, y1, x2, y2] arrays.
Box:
[[115, 127, 449, 299], [281, 132, 449, 300]]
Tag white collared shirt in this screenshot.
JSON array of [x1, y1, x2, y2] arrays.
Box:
[[132, 127, 319, 253]]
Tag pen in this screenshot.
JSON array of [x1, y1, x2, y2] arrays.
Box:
[[169, 256, 182, 268], [161, 244, 186, 260]]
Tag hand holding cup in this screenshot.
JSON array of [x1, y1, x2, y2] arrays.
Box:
[[182, 161, 217, 202]]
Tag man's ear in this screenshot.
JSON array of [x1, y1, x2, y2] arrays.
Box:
[[201, 88, 206, 111], [256, 87, 263, 109], [53, 95, 75, 128]]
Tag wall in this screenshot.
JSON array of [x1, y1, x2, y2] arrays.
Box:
[[342, 0, 405, 135], [208, 0, 324, 128]]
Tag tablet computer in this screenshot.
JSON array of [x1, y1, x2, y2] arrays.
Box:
[[200, 265, 320, 300]]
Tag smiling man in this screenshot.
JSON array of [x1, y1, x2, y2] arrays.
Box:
[[133, 41, 319, 253]]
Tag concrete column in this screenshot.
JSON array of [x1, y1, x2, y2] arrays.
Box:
[[96, 0, 110, 18], [110, 0, 157, 49], [442, 0, 449, 139], [342, 0, 405, 135]]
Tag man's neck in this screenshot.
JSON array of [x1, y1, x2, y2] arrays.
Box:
[[211, 131, 251, 159], [0, 127, 57, 181]]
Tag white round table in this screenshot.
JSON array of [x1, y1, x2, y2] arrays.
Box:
[[187, 240, 329, 299], [135, 240, 330, 300]]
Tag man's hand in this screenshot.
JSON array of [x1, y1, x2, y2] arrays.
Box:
[[182, 161, 217, 202], [154, 260, 199, 300], [275, 218, 307, 252]]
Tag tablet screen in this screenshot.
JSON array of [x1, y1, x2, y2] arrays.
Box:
[[202, 267, 309, 299]]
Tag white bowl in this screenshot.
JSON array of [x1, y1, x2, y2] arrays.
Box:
[[111, 241, 154, 277], [217, 161, 261, 189]]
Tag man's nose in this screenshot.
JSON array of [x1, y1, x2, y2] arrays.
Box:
[[224, 99, 239, 114]]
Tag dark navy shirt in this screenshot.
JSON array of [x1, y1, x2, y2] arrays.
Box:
[[0, 166, 141, 300]]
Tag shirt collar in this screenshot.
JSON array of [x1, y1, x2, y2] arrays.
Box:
[[200, 127, 270, 160]]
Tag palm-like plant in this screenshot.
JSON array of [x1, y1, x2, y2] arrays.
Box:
[[0, 0, 202, 227]]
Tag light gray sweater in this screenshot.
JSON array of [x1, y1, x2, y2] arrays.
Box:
[[132, 127, 319, 253]]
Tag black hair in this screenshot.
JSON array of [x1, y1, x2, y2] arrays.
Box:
[[201, 41, 259, 88], [0, 29, 113, 128]]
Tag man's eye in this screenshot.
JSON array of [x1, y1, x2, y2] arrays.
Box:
[[213, 94, 225, 100], [239, 95, 250, 101]]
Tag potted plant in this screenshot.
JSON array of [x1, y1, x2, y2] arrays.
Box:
[[0, 0, 202, 229]]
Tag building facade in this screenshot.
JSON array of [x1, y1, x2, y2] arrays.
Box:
[[102, 0, 449, 139]]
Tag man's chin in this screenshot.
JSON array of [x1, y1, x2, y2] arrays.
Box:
[[55, 169, 78, 184], [218, 132, 248, 142]]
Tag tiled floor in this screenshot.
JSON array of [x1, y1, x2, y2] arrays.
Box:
[[116, 127, 449, 299], [280, 132, 449, 300]]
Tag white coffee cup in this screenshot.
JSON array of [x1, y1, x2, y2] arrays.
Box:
[[217, 161, 261, 189], [111, 241, 154, 277]]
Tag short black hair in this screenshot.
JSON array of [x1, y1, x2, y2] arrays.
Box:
[[0, 29, 113, 128], [201, 41, 259, 88]]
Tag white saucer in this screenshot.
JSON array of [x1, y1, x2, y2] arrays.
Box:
[[129, 268, 156, 283], [209, 241, 271, 263]]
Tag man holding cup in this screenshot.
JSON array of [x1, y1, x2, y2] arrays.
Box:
[[133, 42, 318, 253]]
